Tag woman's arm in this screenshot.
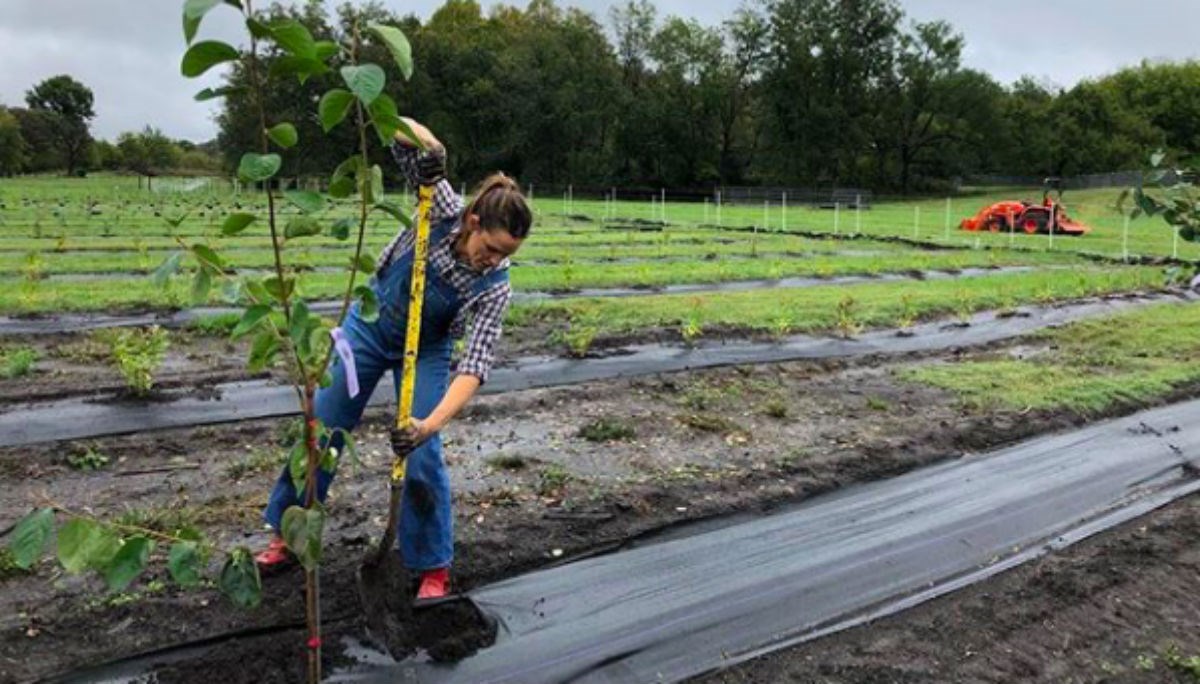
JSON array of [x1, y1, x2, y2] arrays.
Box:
[[390, 287, 511, 453]]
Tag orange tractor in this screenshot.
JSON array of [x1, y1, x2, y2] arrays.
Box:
[[960, 178, 1091, 236]]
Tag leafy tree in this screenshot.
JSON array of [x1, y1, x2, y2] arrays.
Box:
[[0, 107, 27, 175], [25, 75, 95, 175], [10, 107, 62, 172], [118, 126, 184, 180]]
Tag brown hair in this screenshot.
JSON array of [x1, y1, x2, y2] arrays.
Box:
[[463, 172, 533, 239]]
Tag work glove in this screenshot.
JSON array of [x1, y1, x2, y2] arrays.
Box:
[[414, 147, 447, 186], [389, 418, 434, 456]]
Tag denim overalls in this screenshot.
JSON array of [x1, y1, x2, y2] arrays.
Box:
[[264, 216, 508, 571]]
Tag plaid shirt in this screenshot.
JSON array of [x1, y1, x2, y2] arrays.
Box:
[[376, 144, 512, 383]]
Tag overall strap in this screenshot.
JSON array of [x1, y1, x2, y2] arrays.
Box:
[[470, 263, 510, 298]]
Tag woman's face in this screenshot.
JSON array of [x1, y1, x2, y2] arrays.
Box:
[[459, 213, 523, 271]]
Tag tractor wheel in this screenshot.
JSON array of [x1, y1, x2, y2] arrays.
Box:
[[1021, 211, 1049, 234]]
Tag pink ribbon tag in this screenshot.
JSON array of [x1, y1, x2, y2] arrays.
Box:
[[331, 327, 359, 398]]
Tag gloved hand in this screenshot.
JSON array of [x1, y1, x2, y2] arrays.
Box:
[[414, 147, 447, 185], [389, 418, 435, 456]]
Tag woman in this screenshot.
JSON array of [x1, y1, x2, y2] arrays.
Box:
[[255, 118, 532, 602]]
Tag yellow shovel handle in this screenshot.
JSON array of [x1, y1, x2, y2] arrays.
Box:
[[392, 184, 434, 482]]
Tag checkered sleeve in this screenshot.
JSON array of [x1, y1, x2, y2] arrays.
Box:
[[456, 282, 511, 384], [377, 144, 464, 270]]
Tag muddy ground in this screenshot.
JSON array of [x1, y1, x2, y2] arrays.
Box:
[[1, 332, 1198, 682]]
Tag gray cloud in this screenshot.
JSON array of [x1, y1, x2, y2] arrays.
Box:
[[1, 1, 1196, 143]]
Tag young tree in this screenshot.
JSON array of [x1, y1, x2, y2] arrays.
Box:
[[25, 75, 96, 176]]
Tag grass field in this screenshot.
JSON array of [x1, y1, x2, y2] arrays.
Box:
[[0, 174, 1181, 321]]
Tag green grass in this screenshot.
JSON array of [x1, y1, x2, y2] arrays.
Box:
[[512, 266, 1163, 345], [0, 347, 37, 378], [899, 300, 1200, 414]]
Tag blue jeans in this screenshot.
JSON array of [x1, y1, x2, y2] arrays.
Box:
[[264, 281, 457, 571]]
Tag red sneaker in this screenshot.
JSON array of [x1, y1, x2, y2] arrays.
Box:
[[254, 536, 295, 572], [416, 568, 450, 601]]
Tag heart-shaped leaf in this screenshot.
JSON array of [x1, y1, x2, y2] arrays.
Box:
[[318, 89, 355, 133], [181, 40, 239, 78], [367, 23, 414, 80], [266, 123, 298, 149], [237, 153, 281, 182], [340, 64, 385, 105], [221, 212, 256, 236]]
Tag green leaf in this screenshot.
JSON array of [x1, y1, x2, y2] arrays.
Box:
[[287, 439, 307, 492], [183, 0, 223, 45], [152, 251, 184, 289], [244, 277, 271, 304], [270, 55, 329, 85], [266, 123, 298, 150], [351, 254, 376, 274], [231, 303, 272, 338], [10, 508, 55, 570], [330, 217, 354, 240], [362, 164, 384, 205], [57, 519, 119, 575], [1151, 150, 1166, 168], [220, 279, 242, 305], [367, 23, 414, 81], [218, 547, 262, 609], [181, 40, 239, 78], [281, 505, 324, 571], [191, 269, 213, 305], [248, 328, 280, 372], [314, 40, 339, 61], [194, 86, 239, 101], [245, 17, 272, 39], [167, 541, 203, 588], [318, 89, 355, 133], [192, 244, 227, 273], [288, 300, 311, 347], [284, 216, 322, 239], [340, 64, 385, 105], [374, 200, 412, 228], [221, 212, 257, 236], [268, 19, 316, 58], [329, 177, 355, 199], [237, 153, 282, 183], [355, 285, 379, 322], [104, 536, 153, 592], [284, 190, 324, 214], [367, 93, 401, 146], [263, 275, 295, 303]]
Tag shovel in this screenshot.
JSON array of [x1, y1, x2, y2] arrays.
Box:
[[356, 183, 491, 657]]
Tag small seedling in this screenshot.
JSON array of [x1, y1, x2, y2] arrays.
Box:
[[67, 448, 110, 471], [677, 412, 737, 433], [486, 453, 529, 471], [866, 396, 890, 411], [761, 399, 789, 419], [562, 312, 599, 358], [108, 326, 170, 396], [0, 347, 38, 379], [537, 464, 572, 497], [953, 289, 974, 324], [577, 417, 635, 442], [896, 293, 917, 330], [835, 295, 863, 338]]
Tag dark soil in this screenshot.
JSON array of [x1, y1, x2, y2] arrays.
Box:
[[696, 491, 1200, 684], [1, 336, 1197, 682]]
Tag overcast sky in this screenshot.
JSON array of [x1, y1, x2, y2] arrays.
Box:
[[1, 0, 1196, 143]]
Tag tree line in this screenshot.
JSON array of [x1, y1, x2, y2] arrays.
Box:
[[0, 75, 222, 178], [4, 0, 1199, 192]]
